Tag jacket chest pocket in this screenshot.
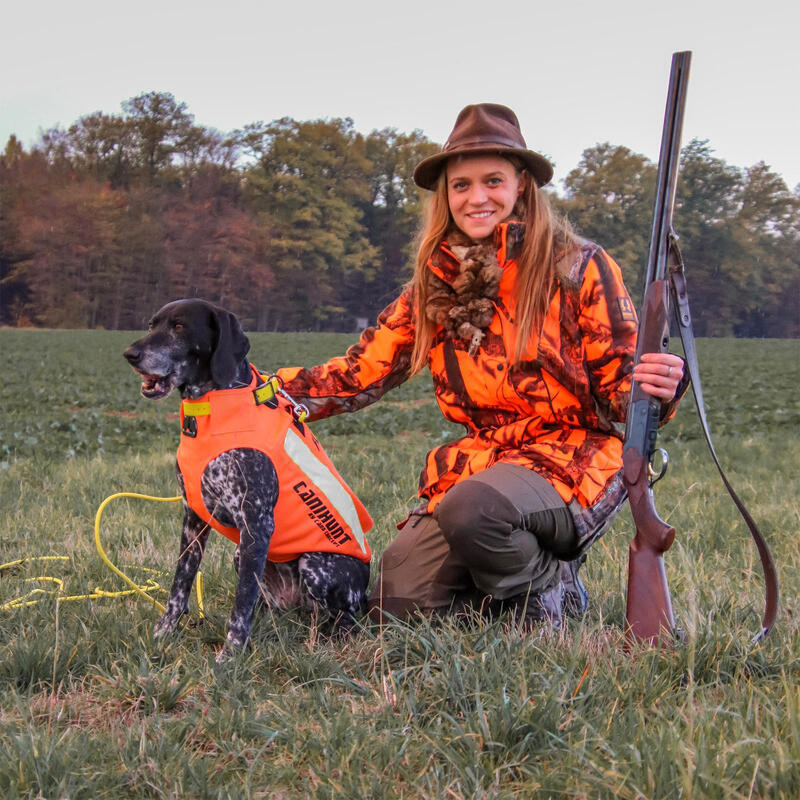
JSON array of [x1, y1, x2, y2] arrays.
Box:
[[443, 340, 510, 407]]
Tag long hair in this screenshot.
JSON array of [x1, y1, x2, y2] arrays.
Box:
[[408, 160, 578, 374]]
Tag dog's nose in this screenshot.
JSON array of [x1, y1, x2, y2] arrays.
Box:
[[124, 345, 141, 365]]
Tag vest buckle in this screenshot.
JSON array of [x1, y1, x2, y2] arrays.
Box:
[[182, 415, 198, 438], [253, 375, 280, 408]]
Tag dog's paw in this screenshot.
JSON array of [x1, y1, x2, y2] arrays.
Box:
[[153, 613, 181, 638], [215, 636, 247, 664]]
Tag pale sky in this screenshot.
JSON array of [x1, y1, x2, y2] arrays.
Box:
[[2, 0, 798, 191]]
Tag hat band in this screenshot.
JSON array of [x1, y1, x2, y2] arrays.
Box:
[[443, 134, 525, 152]]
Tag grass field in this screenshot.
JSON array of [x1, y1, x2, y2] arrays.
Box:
[[0, 330, 798, 799]]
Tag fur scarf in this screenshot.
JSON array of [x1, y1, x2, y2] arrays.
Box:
[[425, 228, 504, 356]]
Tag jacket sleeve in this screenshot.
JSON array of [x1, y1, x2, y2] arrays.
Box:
[[578, 247, 686, 428], [577, 248, 638, 428], [275, 288, 417, 420]]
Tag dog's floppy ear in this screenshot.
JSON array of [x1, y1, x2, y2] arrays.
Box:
[[210, 306, 250, 386]]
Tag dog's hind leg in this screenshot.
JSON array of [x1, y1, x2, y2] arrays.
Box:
[[260, 560, 304, 609], [298, 553, 370, 631], [154, 506, 210, 638]]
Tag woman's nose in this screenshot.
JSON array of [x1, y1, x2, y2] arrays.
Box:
[[467, 184, 487, 204]]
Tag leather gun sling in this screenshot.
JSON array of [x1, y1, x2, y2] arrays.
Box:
[[668, 237, 779, 639]]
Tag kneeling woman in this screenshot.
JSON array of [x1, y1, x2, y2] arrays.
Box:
[[277, 103, 685, 628]]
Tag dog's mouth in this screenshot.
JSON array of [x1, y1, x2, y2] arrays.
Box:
[[135, 370, 174, 400]]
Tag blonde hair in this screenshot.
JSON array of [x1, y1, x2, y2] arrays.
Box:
[[408, 159, 577, 374]]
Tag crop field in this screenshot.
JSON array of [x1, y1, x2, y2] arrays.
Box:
[[0, 329, 798, 799]]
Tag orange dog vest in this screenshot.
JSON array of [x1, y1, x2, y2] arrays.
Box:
[[176, 366, 372, 564]]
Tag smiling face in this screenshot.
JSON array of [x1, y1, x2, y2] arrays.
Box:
[[445, 154, 525, 241]]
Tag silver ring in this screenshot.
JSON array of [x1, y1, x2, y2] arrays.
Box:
[[667, 366, 673, 377]]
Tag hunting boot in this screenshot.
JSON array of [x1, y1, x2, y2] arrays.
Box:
[[504, 581, 564, 631], [560, 554, 589, 618]]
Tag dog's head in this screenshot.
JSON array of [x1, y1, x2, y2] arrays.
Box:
[[124, 299, 251, 399]]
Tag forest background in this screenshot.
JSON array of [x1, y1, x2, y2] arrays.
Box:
[[1, 91, 798, 337]]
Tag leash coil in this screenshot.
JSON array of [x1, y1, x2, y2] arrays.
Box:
[[93, 492, 184, 614], [2, 493, 205, 618]]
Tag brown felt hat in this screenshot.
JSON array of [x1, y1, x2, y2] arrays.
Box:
[[413, 103, 554, 190]]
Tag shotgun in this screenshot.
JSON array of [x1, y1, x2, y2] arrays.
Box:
[[623, 51, 691, 643], [623, 52, 779, 645]]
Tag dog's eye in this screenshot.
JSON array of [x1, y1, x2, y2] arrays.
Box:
[[173, 323, 184, 332]]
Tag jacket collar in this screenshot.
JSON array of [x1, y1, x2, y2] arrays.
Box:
[[429, 221, 525, 284]]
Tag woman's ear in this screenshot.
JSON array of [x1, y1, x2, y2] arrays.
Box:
[[517, 170, 527, 196]]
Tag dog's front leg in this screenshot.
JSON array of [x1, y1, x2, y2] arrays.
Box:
[[154, 506, 210, 638], [222, 516, 273, 657]]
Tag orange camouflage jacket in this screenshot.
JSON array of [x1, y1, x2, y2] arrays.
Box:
[[277, 223, 681, 544]]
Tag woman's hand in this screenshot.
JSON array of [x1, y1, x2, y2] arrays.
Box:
[[632, 352, 684, 400]]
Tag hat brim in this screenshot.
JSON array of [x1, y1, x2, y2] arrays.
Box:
[[413, 145, 554, 191]]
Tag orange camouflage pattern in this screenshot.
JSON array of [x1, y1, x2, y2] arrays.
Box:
[[277, 223, 673, 523]]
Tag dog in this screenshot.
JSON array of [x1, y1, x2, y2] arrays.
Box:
[[124, 299, 372, 659]]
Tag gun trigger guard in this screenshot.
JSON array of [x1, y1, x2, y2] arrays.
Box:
[[648, 448, 669, 485]]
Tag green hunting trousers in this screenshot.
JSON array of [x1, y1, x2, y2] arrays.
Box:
[[368, 463, 579, 621]]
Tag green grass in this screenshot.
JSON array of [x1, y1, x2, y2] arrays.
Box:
[[0, 330, 798, 798]]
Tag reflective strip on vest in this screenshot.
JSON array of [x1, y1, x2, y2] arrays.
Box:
[[283, 428, 367, 554]]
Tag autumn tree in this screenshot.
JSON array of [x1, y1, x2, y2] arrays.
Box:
[[241, 117, 379, 330], [727, 162, 800, 337], [558, 138, 798, 337], [665, 139, 743, 335], [556, 143, 656, 299], [0, 137, 33, 324], [2, 92, 796, 337], [361, 128, 439, 312], [161, 164, 273, 327], [121, 91, 197, 183], [10, 174, 125, 327], [61, 111, 137, 188]]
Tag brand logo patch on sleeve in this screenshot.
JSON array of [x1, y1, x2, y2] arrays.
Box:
[[617, 297, 636, 322]]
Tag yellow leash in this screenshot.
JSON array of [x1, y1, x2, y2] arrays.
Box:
[[0, 571, 164, 610], [2, 492, 206, 617], [93, 492, 183, 614], [93, 492, 206, 617]]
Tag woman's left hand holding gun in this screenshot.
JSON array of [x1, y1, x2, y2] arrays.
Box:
[[633, 353, 685, 400]]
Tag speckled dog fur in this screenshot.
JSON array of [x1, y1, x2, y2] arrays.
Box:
[[124, 299, 369, 660]]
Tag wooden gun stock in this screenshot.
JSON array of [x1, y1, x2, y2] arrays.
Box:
[[623, 275, 675, 642], [623, 448, 676, 643]]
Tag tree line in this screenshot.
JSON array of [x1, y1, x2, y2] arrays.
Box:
[[1, 91, 797, 336]]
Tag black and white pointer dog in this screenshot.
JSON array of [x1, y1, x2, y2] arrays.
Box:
[[124, 299, 371, 659]]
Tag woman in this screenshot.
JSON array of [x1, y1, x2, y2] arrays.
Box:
[[276, 104, 685, 628]]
